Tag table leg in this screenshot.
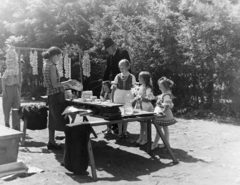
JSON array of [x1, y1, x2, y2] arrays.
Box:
[[88, 139, 97, 180], [22, 117, 27, 146], [71, 114, 77, 123], [83, 116, 88, 122], [83, 115, 98, 179], [147, 119, 152, 154], [153, 122, 178, 164]]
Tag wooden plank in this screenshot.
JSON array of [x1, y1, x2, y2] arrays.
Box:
[[147, 119, 152, 154], [0, 125, 23, 141], [70, 116, 155, 127], [10, 45, 47, 51], [87, 140, 97, 180], [21, 117, 28, 146], [68, 99, 123, 108]]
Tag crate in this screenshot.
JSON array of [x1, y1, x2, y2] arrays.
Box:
[[0, 125, 23, 165]]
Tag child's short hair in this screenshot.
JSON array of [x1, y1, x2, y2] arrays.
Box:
[[158, 77, 174, 89], [119, 59, 130, 68]]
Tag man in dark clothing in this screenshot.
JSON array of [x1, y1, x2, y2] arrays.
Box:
[[103, 38, 131, 81], [102, 37, 131, 134]]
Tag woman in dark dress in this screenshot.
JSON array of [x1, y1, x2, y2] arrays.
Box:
[[42, 47, 73, 150]]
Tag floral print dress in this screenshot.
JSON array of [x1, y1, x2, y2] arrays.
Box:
[[154, 91, 177, 126]]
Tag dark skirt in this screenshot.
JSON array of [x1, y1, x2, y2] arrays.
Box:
[[64, 123, 90, 174], [48, 92, 69, 131]]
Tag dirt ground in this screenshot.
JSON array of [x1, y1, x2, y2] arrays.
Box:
[[0, 98, 240, 185]]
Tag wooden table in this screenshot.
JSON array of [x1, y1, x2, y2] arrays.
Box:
[[65, 100, 178, 180], [69, 114, 178, 180]]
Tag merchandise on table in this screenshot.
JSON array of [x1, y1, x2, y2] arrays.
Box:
[[81, 91, 93, 100], [68, 80, 83, 91], [65, 90, 73, 99]]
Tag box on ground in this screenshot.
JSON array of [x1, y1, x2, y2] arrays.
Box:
[[0, 125, 23, 165]]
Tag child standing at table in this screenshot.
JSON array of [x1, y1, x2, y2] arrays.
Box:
[[152, 77, 177, 150], [131, 71, 155, 145], [112, 59, 136, 138], [100, 81, 113, 134]]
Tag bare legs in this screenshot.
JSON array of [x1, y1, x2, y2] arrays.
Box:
[[118, 122, 128, 137], [136, 122, 147, 145], [152, 125, 169, 150]]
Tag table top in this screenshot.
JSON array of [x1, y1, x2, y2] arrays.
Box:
[[67, 99, 123, 108], [0, 125, 23, 140], [67, 115, 156, 127]]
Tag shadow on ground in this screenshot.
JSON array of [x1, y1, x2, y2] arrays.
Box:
[[52, 139, 173, 183], [150, 147, 209, 163]]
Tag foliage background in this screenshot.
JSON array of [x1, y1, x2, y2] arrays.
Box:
[[1, 0, 240, 117]]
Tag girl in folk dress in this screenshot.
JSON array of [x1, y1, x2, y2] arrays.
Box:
[[152, 77, 177, 150], [131, 71, 155, 145], [112, 59, 136, 138]]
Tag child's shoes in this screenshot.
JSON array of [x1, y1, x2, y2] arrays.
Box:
[[123, 132, 128, 138], [136, 138, 142, 144], [118, 133, 124, 139], [139, 140, 147, 146]]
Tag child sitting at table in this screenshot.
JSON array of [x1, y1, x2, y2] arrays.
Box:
[[111, 59, 136, 138], [100, 81, 111, 101], [152, 77, 177, 150], [100, 81, 113, 134], [131, 71, 155, 145]]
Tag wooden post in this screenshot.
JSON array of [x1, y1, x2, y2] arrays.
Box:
[[153, 122, 178, 164], [147, 119, 152, 154], [17, 49, 21, 96], [88, 140, 97, 180], [22, 117, 28, 145], [79, 52, 83, 98]]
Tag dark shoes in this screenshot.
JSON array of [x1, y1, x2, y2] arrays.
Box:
[[47, 142, 62, 150], [113, 128, 119, 135], [55, 136, 65, 140], [118, 132, 128, 139]]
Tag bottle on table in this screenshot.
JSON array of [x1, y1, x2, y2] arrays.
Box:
[[124, 93, 133, 115]]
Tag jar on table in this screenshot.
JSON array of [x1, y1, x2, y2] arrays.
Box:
[[65, 90, 73, 99], [124, 93, 133, 115]]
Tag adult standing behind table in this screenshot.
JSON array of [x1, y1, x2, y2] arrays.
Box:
[[2, 59, 24, 130], [103, 37, 131, 81], [42, 47, 73, 150], [102, 37, 131, 134]]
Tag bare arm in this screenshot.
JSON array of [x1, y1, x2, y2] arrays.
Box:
[[111, 85, 117, 102], [161, 104, 169, 113], [2, 78, 5, 94]]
